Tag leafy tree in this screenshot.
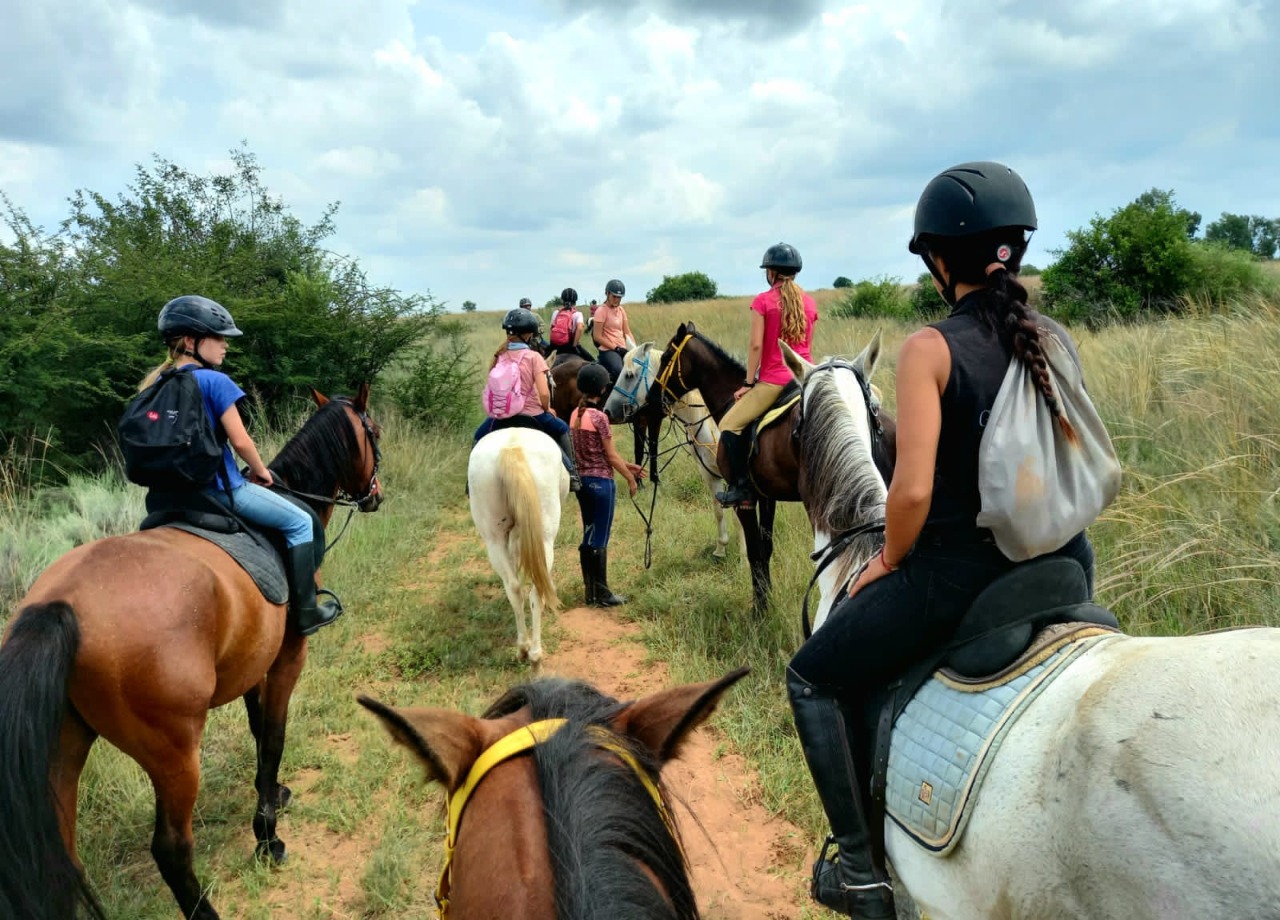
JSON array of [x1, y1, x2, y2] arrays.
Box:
[[646, 271, 717, 304], [462, 300, 477, 312], [833, 276, 853, 289], [1205, 213, 1280, 259], [1020, 264, 1041, 277]]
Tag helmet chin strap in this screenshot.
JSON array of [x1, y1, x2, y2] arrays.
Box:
[[179, 337, 215, 369], [922, 254, 957, 307]]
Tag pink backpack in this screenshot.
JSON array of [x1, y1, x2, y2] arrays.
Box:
[[549, 309, 576, 346], [482, 350, 531, 419]]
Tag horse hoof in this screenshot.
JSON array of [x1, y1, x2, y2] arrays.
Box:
[[255, 837, 288, 865], [277, 786, 292, 809], [517, 646, 530, 662]]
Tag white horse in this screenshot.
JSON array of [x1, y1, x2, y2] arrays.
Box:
[[781, 338, 1280, 920], [604, 344, 742, 560], [468, 427, 567, 667]]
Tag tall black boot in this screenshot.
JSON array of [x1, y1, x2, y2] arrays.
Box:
[[556, 431, 582, 493], [588, 547, 625, 607], [714, 431, 753, 508], [285, 542, 344, 637], [578, 544, 597, 606], [787, 667, 895, 919]]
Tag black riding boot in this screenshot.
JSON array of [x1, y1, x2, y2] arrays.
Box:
[[556, 431, 582, 493], [578, 544, 597, 606], [588, 547, 625, 606], [714, 431, 753, 508], [285, 542, 344, 637], [787, 667, 895, 919]]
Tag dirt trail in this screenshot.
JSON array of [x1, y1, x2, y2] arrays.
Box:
[[546, 605, 810, 919]]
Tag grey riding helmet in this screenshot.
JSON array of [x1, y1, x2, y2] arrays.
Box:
[[760, 243, 802, 273], [577, 362, 611, 397], [605, 279, 625, 298], [503, 308, 541, 335], [158, 295, 244, 339], [908, 161, 1037, 253]]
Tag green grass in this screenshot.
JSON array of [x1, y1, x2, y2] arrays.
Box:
[[5, 289, 1280, 917]]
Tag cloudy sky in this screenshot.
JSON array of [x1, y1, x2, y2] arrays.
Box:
[[3, 0, 1278, 311]]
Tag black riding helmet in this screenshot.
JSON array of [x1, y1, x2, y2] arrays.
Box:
[[503, 308, 541, 335], [158, 295, 243, 340], [519, 297, 533, 308], [605, 279, 625, 298], [908, 161, 1037, 254], [760, 243, 802, 273], [577, 362, 611, 397], [561, 287, 578, 305]]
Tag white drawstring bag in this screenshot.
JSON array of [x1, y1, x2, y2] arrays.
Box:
[[976, 328, 1121, 561]]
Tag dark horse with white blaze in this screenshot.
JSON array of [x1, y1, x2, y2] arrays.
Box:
[[650, 322, 895, 611], [0, 386, 382, 920], [361, 668, 748, 919]]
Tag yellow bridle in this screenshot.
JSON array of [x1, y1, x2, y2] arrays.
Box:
[[652, 333, 694, 405], [435, 718, 678, 918]]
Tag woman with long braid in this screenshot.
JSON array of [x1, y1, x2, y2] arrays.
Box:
[[787, 162, 1102, 918], [715, 242, 818, 507]]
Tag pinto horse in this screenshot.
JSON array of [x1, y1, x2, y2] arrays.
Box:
[[650, 322, 893, 611], [0, 385, 383, 920], [359, 667, 748, 920], [783, 339, 1280, 920]]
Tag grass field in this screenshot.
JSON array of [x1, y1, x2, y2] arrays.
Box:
[[4, 285, 1280, 917]]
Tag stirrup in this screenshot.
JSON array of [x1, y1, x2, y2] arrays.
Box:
[[812, 836, 894, 917], [715, 487, 754, 509]]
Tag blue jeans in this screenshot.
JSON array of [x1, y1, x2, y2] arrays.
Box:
[[474, 411, 569, 443], [790, 532, 1095, 694], [207, 482, 315, 548], [576, 476, 616, 548]]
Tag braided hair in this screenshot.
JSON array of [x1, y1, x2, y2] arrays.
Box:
[[922, 229, 1077, 443]]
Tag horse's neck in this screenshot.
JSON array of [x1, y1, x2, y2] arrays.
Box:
[[691, 349, 742, 422], [810, 525, 879, 632]]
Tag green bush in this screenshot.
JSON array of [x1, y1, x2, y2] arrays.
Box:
[[1041, 189, 1201, 324], [1205, 213, 1279, 259], [833, 276, 853, 289], [909, 272, 947, 319], [830, 276, 910, 319], [1185, 243, 1275, 307], [389, 327, 477, 432], [1020, 264, 1041, 276], [646, 271, 717, 304]]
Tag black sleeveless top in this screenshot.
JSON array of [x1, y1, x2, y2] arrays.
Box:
[[925, 291, 1077, 534]]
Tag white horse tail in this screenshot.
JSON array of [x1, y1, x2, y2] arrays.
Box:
[[498, 444, 560, 613]]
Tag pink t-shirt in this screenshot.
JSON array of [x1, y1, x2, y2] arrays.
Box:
[[752, 285, 817, 385], [592, 304, 628, 350], [492, 346, 549, 416], [569, 406, 613, 479]]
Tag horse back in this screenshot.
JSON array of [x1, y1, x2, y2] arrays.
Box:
[[20, 529, 287, 715]]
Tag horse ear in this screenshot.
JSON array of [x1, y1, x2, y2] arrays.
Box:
[[675, 322, 688, 341], [358, 696, 491, 791], [614, 667, 749, 763], [780, 340, 813, 381], [686, 320, 697, 334], [352, 382, 370, 413], [853, 330, 883, 380], [311, 388, 330, 407], [640, 341, 654, 355]]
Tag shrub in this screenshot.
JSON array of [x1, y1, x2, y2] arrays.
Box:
[[833, 276, 853, 289], [389, 327, 476, 432], [1185, 243, 1274, 307], [1020, 264, 1041, 276], [909, 273, 947, 319], [646, 271, 717, 304], [830, 276, 910, 319]]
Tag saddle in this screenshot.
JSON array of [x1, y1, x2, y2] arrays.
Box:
[[862, 556, 1120, 871], [138, 490, 324, 603], [744, 380, 801, 459]]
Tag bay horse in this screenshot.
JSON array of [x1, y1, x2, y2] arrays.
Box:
[[0, 385, 383, 920], [650, 321, 893, 611], [468, 427, 565, 667], [783, 339, 1280, 919], [359, 667, 749, 919], [604, 345, 741, 560]]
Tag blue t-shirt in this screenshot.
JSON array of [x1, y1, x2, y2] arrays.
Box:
[[191, 367, 246, 490]]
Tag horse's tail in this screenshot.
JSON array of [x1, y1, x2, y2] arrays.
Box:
[[0, 601, 105, 920], [498, 444, 560, 613]]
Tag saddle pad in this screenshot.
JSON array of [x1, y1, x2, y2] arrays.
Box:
[[885, 632, 1119, 854], [163, 523, 288, 604], [758, 394, 801, 433]]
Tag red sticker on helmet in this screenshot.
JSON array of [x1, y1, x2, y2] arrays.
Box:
[[146, 410, 160, 421], [996, 244, 1012, 262]]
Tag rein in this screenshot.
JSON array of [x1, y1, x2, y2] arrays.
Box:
[[435, 718, 677, 919]]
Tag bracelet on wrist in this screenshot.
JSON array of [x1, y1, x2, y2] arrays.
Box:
[[878, 546, 898, 572]]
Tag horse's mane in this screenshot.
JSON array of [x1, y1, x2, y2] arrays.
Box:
[[486, 679, 697, 920], [799, 366, 887, 552], [689, 331, 745, 376], [269, 398, 362, 503]]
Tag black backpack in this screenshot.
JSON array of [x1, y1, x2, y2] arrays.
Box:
[[118, 367, 225, 491]]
